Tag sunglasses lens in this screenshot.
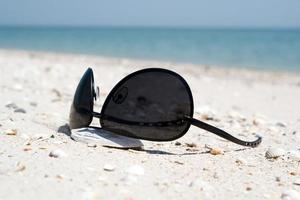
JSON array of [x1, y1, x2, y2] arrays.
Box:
[[100, 69, 193, 141], [69, 68, 95, 129]]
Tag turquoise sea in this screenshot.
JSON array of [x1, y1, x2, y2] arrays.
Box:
[[0, 26, 300, 71]]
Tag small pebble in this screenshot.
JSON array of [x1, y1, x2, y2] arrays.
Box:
[[210, 148, 223, 155], [276, 122, 287, 127], [235, 158, 246, 165], [5, 102, 18, 109], [253, 118, 265, 126], [5, 129, 17, 136], [290, 172, 298, 176], [276, 177, 281, 182], [185, 143, 197, 148], [56, 174, 64, 180], [14, 108, 26, 113], [103, 164, 115, 172], [126, 165, 144, 176], [29, 102, 38, 107], [49, 149, 68, 158], [293, 179, 300, 186], [87, 143, 97, 148], [175, 141, 181, 146], [174, 161, 184, 165], [15, 164, 26, 172]]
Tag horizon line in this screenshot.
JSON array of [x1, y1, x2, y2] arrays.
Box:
[[0, 24, 300, 30]]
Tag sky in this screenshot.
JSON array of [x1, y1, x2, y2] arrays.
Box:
[[0, 0, 300, 27]]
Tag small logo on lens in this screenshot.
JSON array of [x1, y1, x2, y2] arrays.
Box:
[[113, 87, 128, 104]]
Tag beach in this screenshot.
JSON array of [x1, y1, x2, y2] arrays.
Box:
[[0, 49, 300, 200]]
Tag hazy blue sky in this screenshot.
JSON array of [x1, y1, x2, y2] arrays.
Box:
[[0, 0, 300, 27]]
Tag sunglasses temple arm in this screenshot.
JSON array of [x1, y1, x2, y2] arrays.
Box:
[[186, 117, 262, 147]]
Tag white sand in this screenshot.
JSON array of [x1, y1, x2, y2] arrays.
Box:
[[0, 49, 300, 200]]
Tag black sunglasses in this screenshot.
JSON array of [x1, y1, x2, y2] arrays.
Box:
[[69, 68, 262, 147]]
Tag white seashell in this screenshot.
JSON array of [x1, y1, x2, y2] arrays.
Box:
[[265, 148, 285, 159], [126, 165, 144, 176], [281, 189, 300, 200], [49, 149, 68, 158], [71, 127, 143, 149], [103, 164, 115, 171], [287, 151, 300, 162]]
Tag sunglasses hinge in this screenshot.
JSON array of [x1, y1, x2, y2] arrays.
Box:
[[92, 111, 101, 119]]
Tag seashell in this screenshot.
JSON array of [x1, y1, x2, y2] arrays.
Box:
[[71, 127, 143, 149], [287, 151, 300, 162], [210, 148, 224, 155], [5, 129, 17, 136], [103, 164, 115, 171], [49, 149, 68, 158], [265, 148, 285, 159], [281, 189, 300, 200], [126, 165, 144, 176]]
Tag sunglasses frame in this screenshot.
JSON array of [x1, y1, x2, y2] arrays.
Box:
[[70, 67, 262, 147]]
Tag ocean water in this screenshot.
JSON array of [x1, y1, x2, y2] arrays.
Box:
[[0, 26, 300, 71]]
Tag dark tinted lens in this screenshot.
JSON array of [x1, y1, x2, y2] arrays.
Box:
[[100, 68, 193, 141], [69, 68, 95, 129]]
